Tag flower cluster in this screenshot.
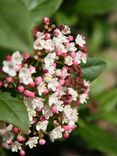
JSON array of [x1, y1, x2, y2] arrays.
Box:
[[0, 17, 90, 155]]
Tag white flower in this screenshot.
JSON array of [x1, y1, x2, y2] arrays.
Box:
[[44, 52, 56, 68], [19, 67, 33, 85], [26, 137, 39, 149], [63, 105, 78, 126], [79, 92, 89, 104], [2, 61, 17, 77], [27, 108, 36, 123], [61, 25, 71, 35], [42, 105, 53, 119], [44, 39, 54, 51], [33, 38, 45, 50], [12, 51, 23, 64], [36, 31, 44, 39], [75, 34, 86, 47], [11, 141, 22, 152], [68, 88, 78, 101], [49, 126, 64, 142], [48, 78, 58, 91], [74, 51, 87, 64], [49, 93, 59, 107], [37, 82, 46, 96], [65, 55, 73, 66], [55, 43, 67, 53], [43, 73, 53, 82], [67, 42, 77, 52], [36, 120, 48, 131], [32, 97, 44, 110], [53, 33, 67, 45]]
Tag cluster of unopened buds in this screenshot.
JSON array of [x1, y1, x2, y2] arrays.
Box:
[[0, 17, 90, 155]]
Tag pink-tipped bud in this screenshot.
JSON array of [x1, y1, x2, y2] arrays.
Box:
[[52, 62, 56, 68], [0, 81, 3, 87], [71, 52, 76, 58], [17, 135, 24, 142], [24, 90, 35, 98], [60, 25, 65, 30], [39, 139, 46, 145], [56, 50, 62, 56], [43, 17, 50, 25], [68, 35, 74, 41], [64, 132, 69, 139], [6, 77, 13, 83], [73, 61, 78, 66], [40, 115, 46, 121], [29, 82, 35, 87], [13, 127, 19, 134], [19, 150, 25, 156], [44, 89, 49, 95], [61, 53, 67, 58], [8, 140, 13, 145], [17, 86, 24, 93], [35, 77, 43, 85], [51, 106, 58, 113], [23, 52, 30, 60], [44, 33, 51, 40], [6, 55, 12, 61], [63, 125, 71, 131], [54, 28, 60, 37]]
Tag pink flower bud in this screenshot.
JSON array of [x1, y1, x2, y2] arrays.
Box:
[[71, 52, 76, 58], [23, 52, 30, 59], [19, 150, 25, 156], [6, 55, 12, 61], [63, 125, 71, 131], [56, 50, 62, 56], [64, 132, 69, 139], [43, 17, 50, 25], [73, 61, 78, 66], [51, 106, 58, 113], [61, 53, 67, 58], [39, 139, 46, 145], [44, 89, 49, 95], [17, 86, 24, 93], [29, 82, 35, 87], [68, 35, 74, 41], [54, 28, 60, 37], [52, 62, 56, 67], [40, 115, 46, 121], [0, 81, 3, 87], [35, 77, 42, 85], [44, 33, 51, 40], [17, 135, 24, 142], [24, 90, 35, 98], [13, 127, 19, 134], [6, 77, 13, 83], [43, 69, 48, 73], [60, 25, 65, 30]]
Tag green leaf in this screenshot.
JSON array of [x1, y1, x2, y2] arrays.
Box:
[[77, 0, 117, 15], [0, 0, 33, 53], [94, 88, 117, 113], [24, 0, 63, 25], [78, 120, 117, 155], [102, 111, 117, 125], [0, 92, 29, 133], [82, 57, 106, 81]]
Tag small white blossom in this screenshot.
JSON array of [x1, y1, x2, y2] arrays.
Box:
[[49, 126, 64, 142], [43, 73, 53, 82], [42, 105, 53, 119], [74, 51, 87, 64], [61, 25, 71, 35], [44, 39, 54, 51], [12, 51, 23, 64], [32, 97, 44, 110], [11, 141, 22, 152], [75, 34, 86, 47], [19, 67, 33, 85], [48, 78, 58, 91], [36, 120, 48, 131], [79, 92, 89, 104], [68, 88, 78, 101], [65, 55, 73, 66], [26, 137, 38, 149], [37, 82, 46, 96], [3, 61, 17, 77], [67, 42, 77, 52]]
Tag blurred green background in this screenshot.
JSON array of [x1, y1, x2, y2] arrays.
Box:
[[0, 0, 117, 155]]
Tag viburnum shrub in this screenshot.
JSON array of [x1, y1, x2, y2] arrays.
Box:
[[0, 17, 90, 155]]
